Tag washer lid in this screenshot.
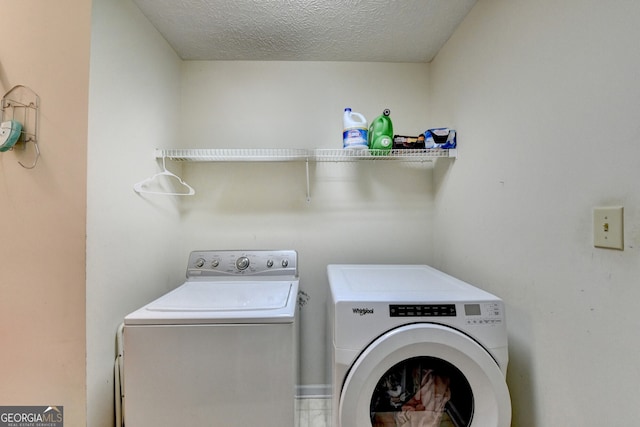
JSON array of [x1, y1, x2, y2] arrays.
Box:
[[124, 280, 298, 325]]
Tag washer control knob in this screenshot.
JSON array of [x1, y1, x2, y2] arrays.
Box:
[[282, 259, 289, 268], [236, 256, 250, 271], [194, 258, 206, 268], [267, 259, 274, 268]]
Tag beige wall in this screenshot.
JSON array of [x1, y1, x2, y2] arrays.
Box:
[[86, 54, 435, 427], [10, 0, 640, 426], [0, 0, 91, 426], [430, 0, 640, 424], [179, 61, 434, 390], [86, 0, 183, 426]]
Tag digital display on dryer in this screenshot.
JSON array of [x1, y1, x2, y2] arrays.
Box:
[[389, 304, 456, 317], [464, 303, 482, 316]]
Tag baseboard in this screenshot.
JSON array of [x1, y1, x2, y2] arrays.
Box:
[[296, 384, 331, 399]]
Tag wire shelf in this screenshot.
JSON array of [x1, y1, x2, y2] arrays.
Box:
[[155, 148, 456, 162], [157, 148, 310, 162], [142, 148, 456, 200], [312, 148, 455, 162]]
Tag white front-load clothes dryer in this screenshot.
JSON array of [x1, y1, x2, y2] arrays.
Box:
[[328, 264, 511, 427]]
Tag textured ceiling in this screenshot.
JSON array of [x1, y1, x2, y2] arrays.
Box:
[[131, 0, 477, 62]]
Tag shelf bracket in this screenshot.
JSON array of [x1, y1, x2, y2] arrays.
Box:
[[305, 157, 311, 202]]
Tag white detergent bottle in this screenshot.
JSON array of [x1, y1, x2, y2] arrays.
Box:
[[343, 108, 368, 149]]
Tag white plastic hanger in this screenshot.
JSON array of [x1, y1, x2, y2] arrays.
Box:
[[133, 156, 195, 196]]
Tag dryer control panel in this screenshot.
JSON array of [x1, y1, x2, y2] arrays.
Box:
[[390, 304, 456, 317], [186, 250, 298, 278], [463, 302, 504, 325], [388, 302, 504, 325]]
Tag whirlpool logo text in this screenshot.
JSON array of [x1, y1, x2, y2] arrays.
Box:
[[352, 307, 374, 316]]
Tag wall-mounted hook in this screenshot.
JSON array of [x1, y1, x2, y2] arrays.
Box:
[[18, 138, 40, 169], [1, 85, 40, 169]]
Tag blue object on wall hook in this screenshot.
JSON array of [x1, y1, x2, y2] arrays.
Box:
[[0, 120, 22, 152]]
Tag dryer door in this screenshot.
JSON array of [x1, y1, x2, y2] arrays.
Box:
[[339, 323, 510, 427]]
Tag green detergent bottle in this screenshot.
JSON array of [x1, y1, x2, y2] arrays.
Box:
[[368, 109, 393, 154]]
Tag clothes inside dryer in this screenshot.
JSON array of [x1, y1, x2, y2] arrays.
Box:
[[370, 356, 473, 427]]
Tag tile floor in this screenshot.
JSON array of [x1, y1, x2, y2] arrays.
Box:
[[296, 398, 331, 427]]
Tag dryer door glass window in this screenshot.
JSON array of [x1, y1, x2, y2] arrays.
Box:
[[370, 356, 473, 427]]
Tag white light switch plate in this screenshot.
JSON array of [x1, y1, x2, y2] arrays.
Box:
[[593, 206, 624, 250]]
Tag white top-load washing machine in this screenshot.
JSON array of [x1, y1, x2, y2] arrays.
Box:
[[328, 264, 511, 427], [123, 250, 299, 427]]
